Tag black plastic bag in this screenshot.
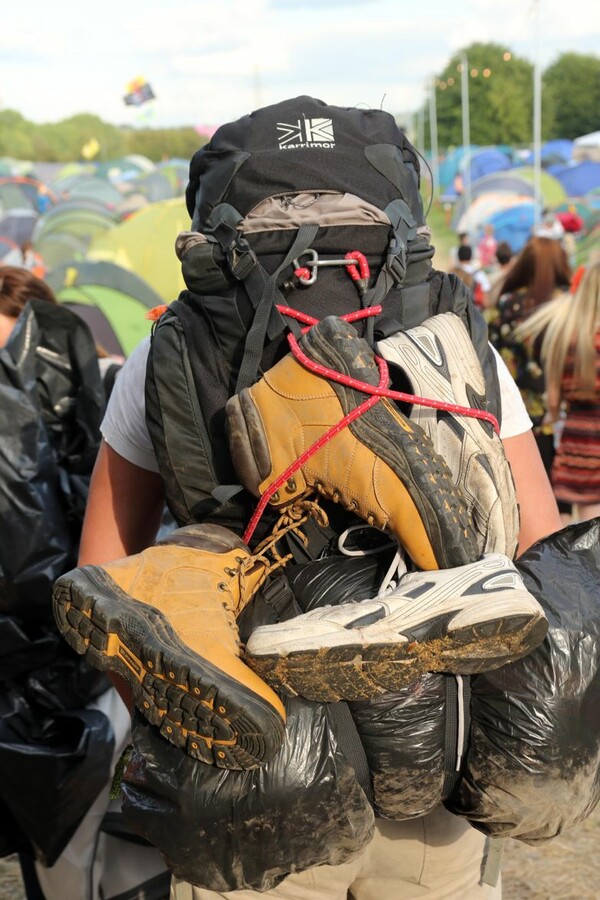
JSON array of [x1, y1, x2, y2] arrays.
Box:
[[0, 694, 114, 865], [288, 553, 451, 820], [0, 300, 104, 623], [122, 697, 374, 892], [447, 518, 600, 842], [0, 614, 108, 701]]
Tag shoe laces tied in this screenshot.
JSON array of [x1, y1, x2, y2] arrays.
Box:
[[238, 499, 329, 592]]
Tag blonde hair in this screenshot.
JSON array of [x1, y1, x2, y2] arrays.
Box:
[[515, 262, 600, 401]]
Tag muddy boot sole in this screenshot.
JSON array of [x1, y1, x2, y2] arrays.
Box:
[[53, 567, 286, 769], [245, 607, 548, 702]]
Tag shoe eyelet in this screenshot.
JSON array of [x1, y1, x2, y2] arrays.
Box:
[[271, 490, 280, 503], [235, 556, 245, 564], [367, 513, 375, 525], [224, 567, 235, 576], [286, 477, 297, 492], [332, 490, 340, 503], [217, 583, 227, 591]]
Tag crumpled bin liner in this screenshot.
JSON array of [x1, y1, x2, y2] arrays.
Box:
[[288, 552, 449, 820], [447, 517, 600, 842], [0, 695, 114, 865], [122, 697, 374, 892]]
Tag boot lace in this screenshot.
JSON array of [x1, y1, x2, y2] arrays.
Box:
[[233, 499, 329, 596]]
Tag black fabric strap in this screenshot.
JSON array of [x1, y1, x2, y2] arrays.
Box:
[[442, 674, 471, 800], [328, 702, 374, 806], [235, 223, 318, 392]]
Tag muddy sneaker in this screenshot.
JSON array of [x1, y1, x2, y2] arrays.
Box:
[[226, 315, 479, 571], [244, 553, 547, 701], [377, 312, 519, 558], [52, 524, 286, 769]]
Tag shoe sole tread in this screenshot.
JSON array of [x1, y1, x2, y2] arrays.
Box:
[[53, 568, 285, 769], [246, 613, 548, 702]]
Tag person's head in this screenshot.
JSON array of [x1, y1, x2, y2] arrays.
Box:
[[571, 261, 600, 334], [457, 244, 473, 263], [495, 241, 513, 267], [458, 232, 469, 245], [499, 236, 571, 307], [0, 266, 57, 347], [528, 259, 600, 400]]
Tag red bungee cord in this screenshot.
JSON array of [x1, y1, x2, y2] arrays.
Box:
[[242, 257, 499, 544]]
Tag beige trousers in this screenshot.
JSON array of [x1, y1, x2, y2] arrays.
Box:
[[170, 805, 502, 900]]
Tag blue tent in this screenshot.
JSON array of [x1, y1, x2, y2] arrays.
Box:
[[465, 148, 512, 185], [551, 161, 600, 197], [520, 139, 574, 167], [488, 201, 536, 253]]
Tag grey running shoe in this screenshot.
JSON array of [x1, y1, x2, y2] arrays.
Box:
[[244, 553, 547, 701], [227, 315, 479, 571], [377, 312, 519, 558]]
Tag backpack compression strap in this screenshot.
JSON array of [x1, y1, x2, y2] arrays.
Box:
[[207, 203, 318, 391]]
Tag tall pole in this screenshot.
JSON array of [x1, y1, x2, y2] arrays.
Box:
[[429, 75, 440, 197], [417, 104, 425, 156], [533, 0, 542, 231], [461, 53, 472, 211]]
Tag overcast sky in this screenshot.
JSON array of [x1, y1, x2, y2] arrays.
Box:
[[1, 0, 598, 131]]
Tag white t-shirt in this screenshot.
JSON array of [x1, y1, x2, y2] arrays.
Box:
[[101, 337, 532, 473]]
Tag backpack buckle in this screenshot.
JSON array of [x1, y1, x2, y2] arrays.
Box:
[[226, 240, 258, 281]]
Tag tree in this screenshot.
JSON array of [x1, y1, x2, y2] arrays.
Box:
[[0, 110, 35, 159], [430, 43, 538, 149], [124, 127, 205, 162], [543, 53, 600, 139]]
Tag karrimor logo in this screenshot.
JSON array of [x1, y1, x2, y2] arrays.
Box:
[[276, 116, 335, 150]]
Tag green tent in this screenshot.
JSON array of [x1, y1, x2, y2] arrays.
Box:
[[32, 201, 119, 268], [45, 260, 162, 357], [87, 197, 189, 303]]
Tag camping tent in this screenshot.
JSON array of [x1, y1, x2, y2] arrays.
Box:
[[0, 209, 38, 245], [573, 132, 600, 163], [86, 198, 189, 303], [455, 192, 532, 241], [550, 162, 600, 198], [488, 201, 536, 253], [45, 260, 162, 357], [463, 148, 513, 185], [32, 201, 120, 268], [0, 237, 23, 265], [0, 177, 58, 213], [451, 168, 566, 230]]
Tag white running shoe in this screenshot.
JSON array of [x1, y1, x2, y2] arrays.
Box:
[[377, 312, 519, 558], [244, 553, 547, 702]]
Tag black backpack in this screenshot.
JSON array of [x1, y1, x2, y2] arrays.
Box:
[[145, 95, 500, 535]]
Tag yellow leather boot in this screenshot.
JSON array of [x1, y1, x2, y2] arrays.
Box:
[[227, 316, 478, 571], [53, 523, 286, 769]]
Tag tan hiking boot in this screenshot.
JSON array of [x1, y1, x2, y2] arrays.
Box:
[[52, 523, 286, 769], [226, 316, 479, 571]]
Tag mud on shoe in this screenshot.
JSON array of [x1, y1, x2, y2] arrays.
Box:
[[377, 312, 520, 558], [52, 524, 286, 769], [226, 315, 479, 571], [244, 553, 548, 702]]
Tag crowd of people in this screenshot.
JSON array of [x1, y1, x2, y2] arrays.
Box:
[[1, 95, 599, 900], [452, 219, 600, 526]]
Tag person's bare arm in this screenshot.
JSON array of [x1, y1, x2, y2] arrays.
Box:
[[78, 440, 165, 566], [78, 440, 165, 709], [503, 429, 563, 556]]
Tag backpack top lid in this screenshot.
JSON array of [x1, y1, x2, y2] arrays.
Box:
[[185, 96, 426, 230]]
